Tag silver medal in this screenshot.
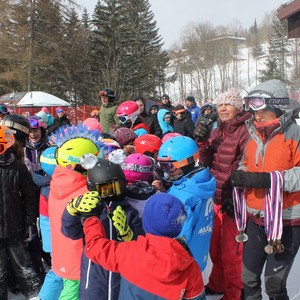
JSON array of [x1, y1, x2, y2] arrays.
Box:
[[235, 232, 248, 243]]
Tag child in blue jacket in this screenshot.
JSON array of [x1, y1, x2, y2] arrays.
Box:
[[157, 135, 216, 271]]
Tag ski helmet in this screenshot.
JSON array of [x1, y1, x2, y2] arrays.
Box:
[[0, 114, 30, 145], [121, 153, 154, 184], [161, 132, 182, 143], [157, 136, 199, 179], [116, 101, 140, 127], [99, 88, 116, 103], [87, 158, 126, 201], [244, 79, 289, 115], [40, 146, 57, 177], [0, 125, 15, 155], [83, 117, 103, 134], [98, 138, 120, 159], [134, 134, 162, 155], [56, 137, 99, 170]]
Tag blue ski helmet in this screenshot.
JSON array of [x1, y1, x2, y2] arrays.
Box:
[[40, 146, 57, 176]]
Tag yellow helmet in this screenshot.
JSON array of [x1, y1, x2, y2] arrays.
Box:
[[56, 137, 99, 170]]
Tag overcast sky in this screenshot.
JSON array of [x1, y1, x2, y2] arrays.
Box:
[[75, 0, 287, 49]]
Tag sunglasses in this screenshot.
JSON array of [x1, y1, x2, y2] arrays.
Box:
[[99, 91, 107, 97], [244, 97, 290, 111], [56, 109, 64, 113], [118, 115, 130, 124], [92, 180, 125, 198]]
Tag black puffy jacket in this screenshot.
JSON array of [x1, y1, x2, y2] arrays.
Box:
[[0, 154, 38, 238], [173, 110, 195, 138]]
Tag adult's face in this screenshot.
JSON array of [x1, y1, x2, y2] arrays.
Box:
[[254, 109, 277, 123], [101, 96, 109, 105], [217, 104, 240, 122], [135, 100, 144, 114]]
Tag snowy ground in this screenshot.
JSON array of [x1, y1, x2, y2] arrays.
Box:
[[203, 253, 300, 300], [8, 252, 300, 299]]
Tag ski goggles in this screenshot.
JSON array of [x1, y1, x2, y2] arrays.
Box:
[[118, 115, 130, 124], [28, 118, 40, 129], [244, 97, 290, 111], [0, 105, 8, 114], [92, 180, 126, 198], [158, 152, 199, 173], [98, 145, 119, 158], [99, 91, 108, 97], [29, 117, 47, 129]]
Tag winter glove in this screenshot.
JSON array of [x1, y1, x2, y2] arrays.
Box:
[[220, 199, 235, 220], [230, 170, 271, 189], [194, 120, 210, 140], [111, 206, 133, 242], [66, 191, 100, 216]]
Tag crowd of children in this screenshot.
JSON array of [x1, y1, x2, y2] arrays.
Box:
[[0, 79, 299, 300]]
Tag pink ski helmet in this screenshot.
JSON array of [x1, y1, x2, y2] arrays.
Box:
[[162, 132, 182, 143], [116, 101, 140, 126], [121, 153, 154, 183], [83, 117, 103, 134]]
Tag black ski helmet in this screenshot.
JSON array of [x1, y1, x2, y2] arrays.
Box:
[[0, 114, 30, 145], [87, 158, 126, 201], [99, 88, 116, 103]]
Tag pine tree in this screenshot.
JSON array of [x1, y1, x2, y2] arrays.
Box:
[[89, 0, 168, 100], [260, 18, 289, 82]]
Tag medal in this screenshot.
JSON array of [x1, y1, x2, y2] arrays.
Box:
[[264, 242, 274, 254], [235, 231, 248, 243]]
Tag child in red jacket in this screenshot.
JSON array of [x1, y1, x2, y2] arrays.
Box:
[[81, 192, 206, 300]]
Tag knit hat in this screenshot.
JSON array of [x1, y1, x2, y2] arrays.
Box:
[[56, 106, 64, 114], [216, 88, 243, 111], [186, 96, 195, 102], [142, 193, 187, 238], [113, 127, 137, 147], [162, 94, 170, 101], [36, 111, 49, 124], [41, 107, 49, 114]]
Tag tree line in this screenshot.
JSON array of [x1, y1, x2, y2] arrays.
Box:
[[0, 0, 169, 105], [166, 12, 299, 102]]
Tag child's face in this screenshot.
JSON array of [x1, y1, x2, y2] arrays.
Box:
[[164, 114, 171, 123], [29, 128, 42, 143]]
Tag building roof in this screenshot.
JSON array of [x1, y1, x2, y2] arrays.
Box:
[[277, 0, 300, 38]]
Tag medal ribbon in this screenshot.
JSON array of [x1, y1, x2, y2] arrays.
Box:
[[233, 187, 247, 232], [264, 171, 284, 242]]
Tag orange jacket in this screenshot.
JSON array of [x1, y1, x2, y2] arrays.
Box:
[[242, 118, 300, 222], [49, 166, 88, 280]]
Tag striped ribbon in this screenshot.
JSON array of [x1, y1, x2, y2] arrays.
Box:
[[233, 187, 247, 232], [264, 171, 284, 242]]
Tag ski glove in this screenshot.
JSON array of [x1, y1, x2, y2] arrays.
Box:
[[111, 206, 133, 242], [66, 191, 100, 216], [230, 170, 271, 189], [221, 199, 235, 220], [194, 120, 210, 140]]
